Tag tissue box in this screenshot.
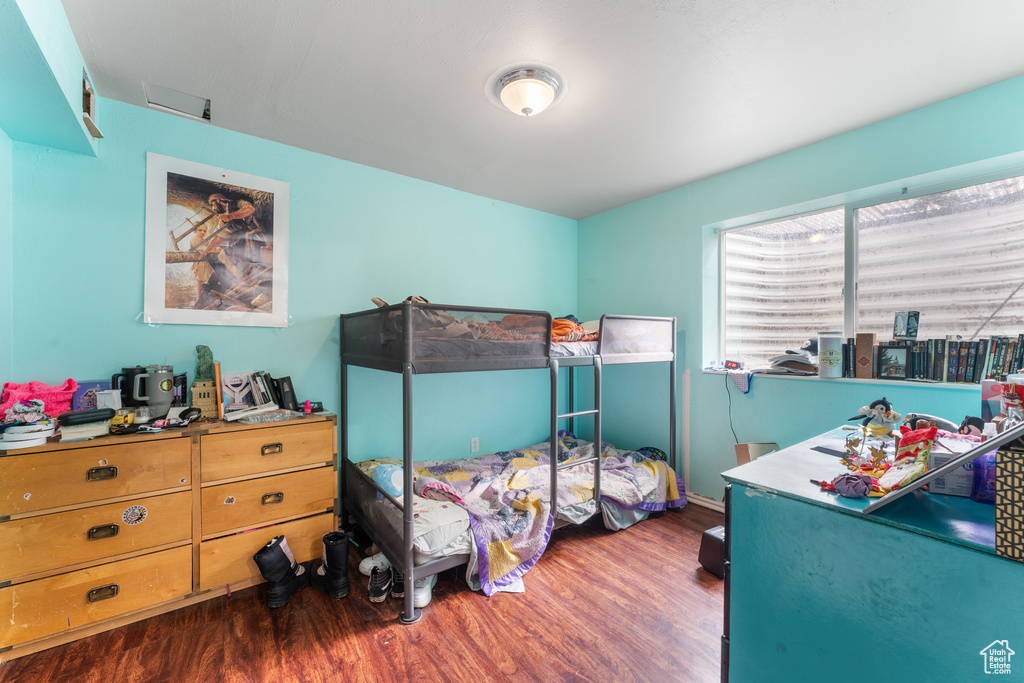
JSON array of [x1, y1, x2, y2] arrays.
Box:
[[928, 452, 974, 497]]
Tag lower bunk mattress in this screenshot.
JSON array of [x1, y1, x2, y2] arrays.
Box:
[[347, 433, 686, 595]]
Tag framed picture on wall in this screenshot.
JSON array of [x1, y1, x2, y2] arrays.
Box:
[[143, 153, 289, 327]]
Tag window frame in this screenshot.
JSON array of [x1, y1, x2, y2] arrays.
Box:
[[711, 161, 1024, 366]]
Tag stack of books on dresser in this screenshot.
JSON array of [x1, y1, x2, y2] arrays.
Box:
[[221, 371, 280, 421]]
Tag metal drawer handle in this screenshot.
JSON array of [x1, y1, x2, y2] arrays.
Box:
[[261, 442, 283, 456], [86, 466, 118, 482], [87, 523, 120, 541], [86, 583, 120, 603], [261, 491, 284, 506]]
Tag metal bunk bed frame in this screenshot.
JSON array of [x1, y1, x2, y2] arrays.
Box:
[[340, 302, 677, 624]]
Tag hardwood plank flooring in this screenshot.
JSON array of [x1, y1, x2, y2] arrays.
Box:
[[0, 505, 725, 683]]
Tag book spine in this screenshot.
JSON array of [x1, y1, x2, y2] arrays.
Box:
[[965, 341, 979, 384], [930, 339, 937, 380], [855, 333, 876, 379], [846, 338, 855, 377], [974, 339, 989, 383], [1015, 333, 1024, 374], [872, 344, 880, 379], [939, 338, 948, 382], [1005, 340, 1017, 376], [214, 361, 223, 420], [995, 337, 1008, 378], [947, 342, 960, 382], [251, 372, 267, 405], [957, 343, 970, 383], [985, 338, 999, 379]]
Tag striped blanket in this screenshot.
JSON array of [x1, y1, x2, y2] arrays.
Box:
[[414, 433, 685, 595]]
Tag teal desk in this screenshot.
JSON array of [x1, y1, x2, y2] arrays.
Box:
[[721, 430, 1019, 682]]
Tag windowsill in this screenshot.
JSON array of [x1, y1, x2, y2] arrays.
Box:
[[702, 369, 982, 390]]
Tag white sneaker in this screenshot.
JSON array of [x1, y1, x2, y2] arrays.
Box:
[[358, 551, 390, 577], [413, 574, 438, 608]]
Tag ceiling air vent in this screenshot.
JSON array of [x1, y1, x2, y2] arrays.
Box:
[[143, 82, 211, 122]]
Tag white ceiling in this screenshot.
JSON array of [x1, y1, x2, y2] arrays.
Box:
[[61, 0, 1024, 220]]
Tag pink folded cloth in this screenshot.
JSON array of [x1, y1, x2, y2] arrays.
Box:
[[0, 379, 79, 418]]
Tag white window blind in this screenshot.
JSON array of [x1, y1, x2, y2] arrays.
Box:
[[856, 175, 1024, 341], [723, 209, 844, 366]]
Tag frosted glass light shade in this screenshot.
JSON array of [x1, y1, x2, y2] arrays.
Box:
[[500, 78, 555, 116], [496, 67, 560, 117]]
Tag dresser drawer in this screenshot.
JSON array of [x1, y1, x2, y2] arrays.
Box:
[[199, 512, 334, 590], [0, 545, 191, 648], [0, 439, 191, 515], [200, 421, 334, 482], [201, 467, 335, 536], [0, 491, 191, 581]]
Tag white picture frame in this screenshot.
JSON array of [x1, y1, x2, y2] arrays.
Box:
[[143, 153, 289, 327]]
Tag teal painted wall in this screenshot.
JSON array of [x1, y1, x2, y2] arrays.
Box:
[[0, 0, 95, 155], [9, 98, 577, 460], [0, 127, 11, 381], [730, 484, 1021, 681], [579, 74, 1024, 500]]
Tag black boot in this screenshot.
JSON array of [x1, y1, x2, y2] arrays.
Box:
[[252, 536, 308, 608], [310, 531, 351, 598]]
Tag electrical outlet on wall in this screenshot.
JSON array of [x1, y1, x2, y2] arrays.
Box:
[[470, 437, 479, 453]]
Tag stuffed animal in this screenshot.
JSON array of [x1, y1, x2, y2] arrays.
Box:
[[957, 415, 985, 437], [848, 397, 902, 436]]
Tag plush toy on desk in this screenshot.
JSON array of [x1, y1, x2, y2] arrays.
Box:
[[957, 415, 985, 437], [848, 396, 902, 437]]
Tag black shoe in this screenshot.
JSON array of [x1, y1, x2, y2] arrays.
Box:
[[309, 531, 351, 599], [391, 568, 405, 599], [252, 536, 309, 609], [369, 565, 393, 603]]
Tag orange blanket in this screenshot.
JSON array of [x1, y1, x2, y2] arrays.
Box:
[[552, 318, 598, 343]]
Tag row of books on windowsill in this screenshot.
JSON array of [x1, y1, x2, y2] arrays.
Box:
[[839, 333, 1023, 383]]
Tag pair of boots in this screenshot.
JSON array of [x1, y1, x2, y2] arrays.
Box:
[[252, 531, 350, 608]]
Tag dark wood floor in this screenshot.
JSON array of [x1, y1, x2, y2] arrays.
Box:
[[1, 505, 725, 683]]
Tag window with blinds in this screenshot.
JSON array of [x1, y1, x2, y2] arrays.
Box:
[[723, 209, 844, 366], [856, 175, 1024, 342], [722, 174, 1024, 367]]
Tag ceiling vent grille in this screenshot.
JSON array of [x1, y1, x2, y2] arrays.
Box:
[[143, 82, 211, 122]]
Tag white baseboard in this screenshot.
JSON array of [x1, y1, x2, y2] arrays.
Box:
[[686, 493, 725, 513]]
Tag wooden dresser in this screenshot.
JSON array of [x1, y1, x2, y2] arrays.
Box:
[[0, 413, 337, 662]]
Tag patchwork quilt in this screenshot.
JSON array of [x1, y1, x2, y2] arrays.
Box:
[[361, 433, 685, 596]]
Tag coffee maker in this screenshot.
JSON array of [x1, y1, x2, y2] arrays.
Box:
[[111, 366, 147, 408]]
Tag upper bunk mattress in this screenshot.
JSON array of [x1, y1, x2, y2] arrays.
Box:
[[341, 303, 674, 373]]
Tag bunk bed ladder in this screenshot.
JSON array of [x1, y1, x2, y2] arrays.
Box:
[[549, 357, 603, 524]]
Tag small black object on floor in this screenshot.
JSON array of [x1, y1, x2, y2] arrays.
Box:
[[698, 524, 725, 579]]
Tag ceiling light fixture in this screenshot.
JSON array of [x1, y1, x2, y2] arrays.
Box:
[[486, 64, 566, 117]]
